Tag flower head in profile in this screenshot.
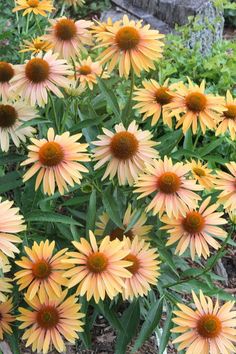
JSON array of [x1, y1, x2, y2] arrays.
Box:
[[13, 0, 54, 16], [0, 197, 24, 258], [65, 79, 85, 97], [73, 56, 108, 90], [187, 159, 216, 191], [64, 231, 132, 303], [21, 127, 90, 195], [134, 156, 202, 217], [122, 236, 160, 300], [161, 197, 227, 260], [0, 61, 15, 101], [0, 279, 12, 303], [44, 17, 92, 59], [15, 240, 72, 301], [215, 162, 236, 211], [172, 290, 236, 353], [18, 290, 84, 354], [0, 298, 14, 339], [0, 99, 37, 152], [97, 15, 164, 78], [11, 51, 72, 107], [19, 36, 53, 55], [95, 204, 152, 241], [93, 120, 159, 186], [216, 90, 236, 140], [133, 79, 175, 127], [165, 79, 225, 134]]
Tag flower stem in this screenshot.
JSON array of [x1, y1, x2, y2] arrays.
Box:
[[122, 68, 135, 128]]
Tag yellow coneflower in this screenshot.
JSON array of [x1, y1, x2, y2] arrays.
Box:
[[12, 0, 54, 17], [19, 36, 53, 55]]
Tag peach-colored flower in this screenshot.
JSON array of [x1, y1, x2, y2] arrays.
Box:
[[0, 197, 25, 258], [0, 298, 14, 339], [172, 290, 236, 354], [133, 79, 175, 127], [161, 197, 227, 260], [215, 162, 236, 211], [187, 159, 216, 191], [92, 120, 159, 186], [18, 290, 84, 354], [0, 62, 15, 101], [134, 156, 203, 217], [21, 127, 90, 195], [15, 240, 72, 301], [0, 99, 37, 152], [11, 51, 72, 107], [64, 231, 132, 303], [44, 17, 92, 59], [122, 236, 160, 300], [95, 204, 152, 241], [97, 15, 164, 78], [165, 79, 225, 134], [216, 90, 236, 140]]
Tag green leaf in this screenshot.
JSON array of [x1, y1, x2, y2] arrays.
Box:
[[183, 129, 193, 149], [102, 187, 123, 229], [198, 137, 224, 156], [158, 302, 173, 354], [0, 153, 25, 165], [26, 211, 81, 225], [97, 77, 120, 119], [131, 297, 163, 354], [86, 189, 96, 236], [62, 195, 89, 207], [124, 209, 143, 233], [158, 129, 183, 156], [96, 301, 124, 333], [0, 171, 23, 193], [18, 118, 50, 129], [115, 300, 140, 354]]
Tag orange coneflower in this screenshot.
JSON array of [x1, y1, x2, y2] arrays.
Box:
[[161, 197, 227, 260], [19, 36, 53, 55], [97, 15, 164, 78], [64, 231, 132, 303], [0, 99, 37, 152], [0, 62, 15, 101], [0, 298, 14, 339], [21, 127, 90, 195], [133, 79, 175, 127], [215, 162, 236, 211], [122, 236, 160, 300], [44, 17, 93, 59], [91, 17, 117, 37], [0, 197, 25, 258], [73, 56, 108, 90], [172, 290, 236, 353], [15, 240, 72, 301], [12, 0, 54, 16], [92, 120, 159, 186], [165, 79, 225, 134], [18, 290, 84, 354], [11, 51, 72, 107], [187, 159, 216, 191], [95, 204, 152, 241], [134, 156, 202, 217], [216, 90, 236, 140]]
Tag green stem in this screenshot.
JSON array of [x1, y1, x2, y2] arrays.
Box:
[[122, 68, 135, 127], [25, 13, 30, 34], [49, 94, 59, 132], [59, 3, 65, 17], [163, 226, 235, 289], [35, 15, 42, 35]]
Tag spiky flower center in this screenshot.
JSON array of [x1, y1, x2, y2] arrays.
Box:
[[34, 41, 47, 50], [110, 131, 139, 160], [27, 0, 39, 7], [155, 87, 172, 105], [193, 167, 206, 177], [78, 65, 92, 75], [37, 306, 59, 329], [115, 26, 140, 51], [25, 58, 50, 83], [183, 211, 205, 234], [87, 252, 108, 273], [197, 314, 222, 338], [185, 92, 207, 112], [125, 253, 140, 275], [224, 104, 236, 120], [55, 19, 77, 41], [0, 62, 14, 83], [157, 172, 181, 194], [110, 227, 134, 241], [39, 142, 64, 167], [0, 104, 18, 128], [32, 260, 51, 279]]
